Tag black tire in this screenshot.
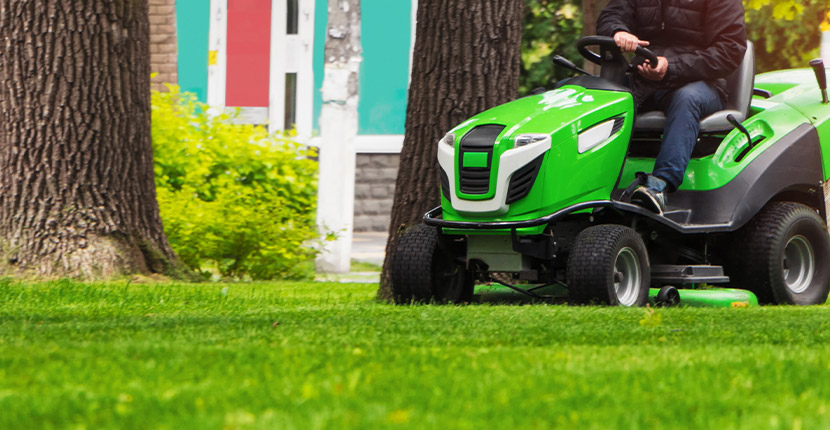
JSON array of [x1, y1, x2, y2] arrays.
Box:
[[728, 202, 830, 305], [389, 223, 474, 304], [566, 225, 650, 306], [654, 286, 681, 307]]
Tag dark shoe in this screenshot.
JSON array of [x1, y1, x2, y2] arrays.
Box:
[[619, 172, 649, 202], [631, 186, 666, 214]]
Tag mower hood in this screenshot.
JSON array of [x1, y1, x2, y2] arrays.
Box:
[[438, 83, 635, 221]]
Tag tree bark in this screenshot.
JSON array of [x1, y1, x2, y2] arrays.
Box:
[[0, 0, 180, 279], [378, 0, 525, 300]]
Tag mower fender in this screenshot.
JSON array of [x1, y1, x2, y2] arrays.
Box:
[[669, 123, 824, 231]]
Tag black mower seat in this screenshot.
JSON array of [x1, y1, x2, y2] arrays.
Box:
[[634, 41, 755, 134]]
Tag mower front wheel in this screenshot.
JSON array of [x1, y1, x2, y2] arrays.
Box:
[[390, 223, 473, 304], [567, 225, 650, 306]]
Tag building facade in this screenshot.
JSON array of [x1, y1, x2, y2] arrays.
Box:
[[168, 0, 414, 232], [150, 0, 179, 91]]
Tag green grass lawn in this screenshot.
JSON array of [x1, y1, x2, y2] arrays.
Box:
[[2, 279, 830, 429]]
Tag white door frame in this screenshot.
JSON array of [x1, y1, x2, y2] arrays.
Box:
[[207, 0, 228, 110], [207, 0, 315, 135], [269, 0, 316, 137]]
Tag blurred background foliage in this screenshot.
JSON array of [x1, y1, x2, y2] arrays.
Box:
[[153, 86, 321, 280], [521, 0, 830, 94]]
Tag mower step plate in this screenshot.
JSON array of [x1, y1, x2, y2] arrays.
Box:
[[662, 209, 692, 224], [650, 264, 730, 284]]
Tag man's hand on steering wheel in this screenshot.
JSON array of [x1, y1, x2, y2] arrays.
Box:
[[638, 56, 668, 81], [613, 31, 649, 53], [613, 31, 667, 81]]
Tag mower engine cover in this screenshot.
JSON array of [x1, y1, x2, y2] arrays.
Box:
[[438, 77, 634, 234]]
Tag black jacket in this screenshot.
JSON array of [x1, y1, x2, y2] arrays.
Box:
[[597, 0, 747, 104]]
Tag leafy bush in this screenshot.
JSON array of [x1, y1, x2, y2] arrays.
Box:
[[152, 86, 319, 280], [745, 0, 827, 73], [521, 0, 583, 94]]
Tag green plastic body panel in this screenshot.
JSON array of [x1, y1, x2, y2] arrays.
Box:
[[442, 86, 634, 235], [622, 100, 811, 191], [648, 288, 759, 308]]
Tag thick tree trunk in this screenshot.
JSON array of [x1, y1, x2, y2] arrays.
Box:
[[378, 0, 524, 300], [0, 1, 180, 278]]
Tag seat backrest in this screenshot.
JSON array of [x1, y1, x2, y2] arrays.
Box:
[[724, 41, 755, 116]]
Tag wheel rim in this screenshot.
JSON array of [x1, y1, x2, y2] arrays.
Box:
[[434, 253, 466, 301], [614, 247, 641, 306], [783, 235, 815, 294]]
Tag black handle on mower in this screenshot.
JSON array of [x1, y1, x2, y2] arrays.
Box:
[[577, 35, 659, 66], [809, 58, 829, 104], [552, 55, 591, 76]]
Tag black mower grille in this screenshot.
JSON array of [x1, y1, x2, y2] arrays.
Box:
[[459, 166, 490, 194], [458, 125, 505, 195], [440, 168, 450, 200], [506, 154, 544, 204], [611, 116, 625, 134]]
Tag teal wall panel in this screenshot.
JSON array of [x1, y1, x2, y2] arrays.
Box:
[[313, 0, 412, 136], [359, 0, 411, 135], [176, 0, 210, 102]]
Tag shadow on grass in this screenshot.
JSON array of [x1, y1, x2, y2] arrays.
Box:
[[471, 284, 570, 306]]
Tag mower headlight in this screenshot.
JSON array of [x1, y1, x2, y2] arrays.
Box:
[[513, 134, 549, 149], [578, 117, 624, 153], [440, 133, 455, 148]]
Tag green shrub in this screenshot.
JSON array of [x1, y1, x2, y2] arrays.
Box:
[[521, 0, 582, 95], [152, 86, 319, 280]]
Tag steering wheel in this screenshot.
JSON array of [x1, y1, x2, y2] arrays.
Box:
[[577, 35, 658, 67]]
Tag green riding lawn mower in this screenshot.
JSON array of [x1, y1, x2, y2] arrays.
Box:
[[390, 36, 830, 307]]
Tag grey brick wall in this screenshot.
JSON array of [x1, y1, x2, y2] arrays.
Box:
[[149, 0, 178, 91], [354, 154, 400, 232]]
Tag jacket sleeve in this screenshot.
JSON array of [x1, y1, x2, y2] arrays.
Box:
[[596, 0, 636, 37], [665, 0, 747, 85]]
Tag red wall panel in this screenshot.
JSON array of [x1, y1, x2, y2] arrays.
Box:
[[226, 0, 272, 107]]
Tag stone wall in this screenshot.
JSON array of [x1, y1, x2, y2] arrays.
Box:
[[149, 0, 178, 90], [354, 154, 400, 232]]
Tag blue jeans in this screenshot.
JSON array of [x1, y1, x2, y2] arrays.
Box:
[[644, 81, 723, 191]]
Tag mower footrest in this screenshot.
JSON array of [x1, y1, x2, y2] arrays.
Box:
[[651, 265, 730, 284], [662, 209, 692, 224]]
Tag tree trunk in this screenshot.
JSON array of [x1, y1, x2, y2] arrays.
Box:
[[378, 0, 524, 300], [316, 0, 361, 274], [0, 1, 180, 279]]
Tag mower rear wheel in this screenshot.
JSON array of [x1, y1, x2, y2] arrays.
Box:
[[567, 225, 650, 306], [729, 202, 830, 305], [390, 223, 474, 304]]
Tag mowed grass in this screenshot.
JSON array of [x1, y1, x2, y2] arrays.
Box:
[[2, 280, 830, 429]]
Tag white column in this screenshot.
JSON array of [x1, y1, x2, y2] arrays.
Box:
[[316, 67, 359, 273], [207, 0, 228, 110], [316, 0, 362, 274]]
